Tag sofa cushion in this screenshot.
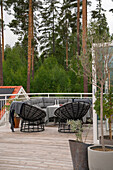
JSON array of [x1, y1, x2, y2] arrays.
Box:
[[43, 97, 55, 107], [73, 98, 92, 105], [24, 98, 90, 109], [23, 100, 32, 105], [59, 99, 69, 104], [24, 98, 44, 108], [34, 98, 44, 107], [67, 98, 72, 103]]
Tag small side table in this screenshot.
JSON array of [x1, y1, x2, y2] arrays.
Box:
[[46, 105, 59, 124]]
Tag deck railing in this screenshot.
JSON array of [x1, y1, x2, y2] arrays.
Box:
[[0, 93, 92, 125]]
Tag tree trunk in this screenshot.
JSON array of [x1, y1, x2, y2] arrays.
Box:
[[53, 9, 55, 55], [27, 0, 32, 93], [77, 0, 80, 56], [1, 0, 4, 61], [0, 36, 3, 85], [66, 20, 68, 70], [82, 0, 88, 93], [109, 117, 112, 140], [31, 9, 34, 79], [100, 84, 105, 150], [66, 39, 68, 70], [108, 70, 112, 140]]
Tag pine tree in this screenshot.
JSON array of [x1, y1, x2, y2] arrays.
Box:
[[0, 0, 4, 61], [0, 34, 3, 85], [82, 0, 88, 93], [27, 0, 32, 92], [4, 0, 42, 89], [90, 0, 110, 42], [56, 0, 79, 68], [4, 0, 29, 39], [39, 0, 60, 57], [77, 0, 80, 55]]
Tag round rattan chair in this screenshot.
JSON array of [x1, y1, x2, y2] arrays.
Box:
[[19, 103, 46, 132], [54, 101, 91, 133]]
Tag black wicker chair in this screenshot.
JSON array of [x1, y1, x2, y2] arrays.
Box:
[[19, 103, 46, 132], [54, 102, 91, 133], [9, 101, 46, 132]]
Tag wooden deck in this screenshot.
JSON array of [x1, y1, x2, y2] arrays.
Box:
[[0, 123, 93, 170]]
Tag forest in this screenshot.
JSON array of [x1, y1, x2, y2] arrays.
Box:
[[0, 0, 112, 93]]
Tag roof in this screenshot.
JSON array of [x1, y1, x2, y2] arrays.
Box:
[[0, 86, 24, 119], [0, 86, 22, 97], [0, 88, 15, 95], [0, 88, 14, 110]]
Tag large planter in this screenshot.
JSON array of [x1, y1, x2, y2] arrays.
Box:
[[88, 145, 113, 170], [99, 135, 113, 145], [69, 140, 91, 170], [14, 117, 20, 128]]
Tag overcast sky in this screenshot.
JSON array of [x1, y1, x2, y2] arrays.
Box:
[[2, 0, 113, 47]]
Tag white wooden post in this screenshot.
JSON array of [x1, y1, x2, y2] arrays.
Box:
[[5, 96, 7, 125], [92, 45, 99, 144]]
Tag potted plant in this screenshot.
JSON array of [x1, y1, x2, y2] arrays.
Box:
[[94, 90, 113, 144], [86, 42, 113, 170], [68, 120, 91, 170], [70, 37, 113, 168]]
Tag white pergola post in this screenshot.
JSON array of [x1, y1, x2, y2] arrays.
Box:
[[92, 85, 99, 144], [92, 41, 113, 144], [92, 45, 99, 144]]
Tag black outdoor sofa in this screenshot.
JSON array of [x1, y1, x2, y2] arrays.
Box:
[[54, 100, 91, 133], [9, 101, 46, 132]]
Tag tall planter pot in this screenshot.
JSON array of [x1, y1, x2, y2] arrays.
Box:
[[99, 135, 113, 145], [88, 145, 113, 170], [69, 140, 91, 170]]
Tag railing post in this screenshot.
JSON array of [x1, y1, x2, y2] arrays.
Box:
[[1, 99, 3, 118], [5, 96, 7, 124]]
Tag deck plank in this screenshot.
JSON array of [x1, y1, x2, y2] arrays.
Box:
[[0, 124, 93, 170]]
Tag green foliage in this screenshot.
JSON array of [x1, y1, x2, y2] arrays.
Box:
[[69, 55, 85, 92], [94, 91, 106, 118], [3, 0, 111, 95], [4, 0, 41, 59], [67, 120, 83, 141], [31, 56, 84, 93], [94, 90, 113, 119], [3, 44, 84, 93], [38, 0, 60, 58], [4, 0, 41, 39], [89, 0, 110, 43], [104, 90, 113, 119], [68, 70, 84, 93], [3, 44, 27, 90], [31, 57, 71, 93]]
